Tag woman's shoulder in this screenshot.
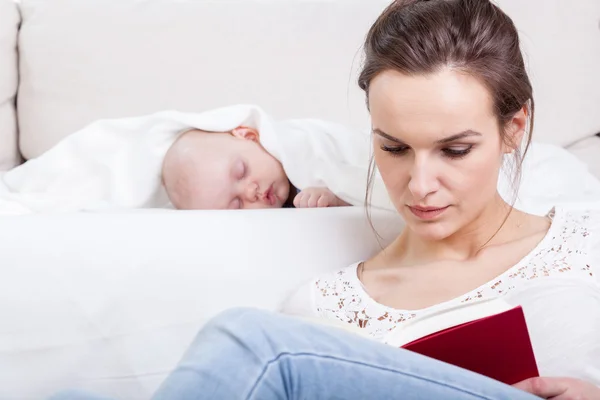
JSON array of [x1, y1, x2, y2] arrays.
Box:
[[550, 204, 600, 281], [551, 203, 600, 235], [541, 204, 600, 255], [279, 263, 361, 317], [553, 201, 600, 215]]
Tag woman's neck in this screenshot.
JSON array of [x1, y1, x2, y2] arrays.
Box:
[[392, 194, 525, 266]]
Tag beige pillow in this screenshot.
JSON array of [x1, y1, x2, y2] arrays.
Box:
[[0, 0, 20, 170]]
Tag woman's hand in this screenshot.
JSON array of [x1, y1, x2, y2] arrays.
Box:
[[513, 376, 600, 399], [293, 187, 350, 208]]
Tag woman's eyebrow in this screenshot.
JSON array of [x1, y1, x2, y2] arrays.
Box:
[[372, 128, 404, 143], [372, 128, 482, 144], [436, 130, 482, 144]]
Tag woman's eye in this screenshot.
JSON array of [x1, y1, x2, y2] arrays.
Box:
[[380, 144, 409, 156], [442, 145, 472, 159]]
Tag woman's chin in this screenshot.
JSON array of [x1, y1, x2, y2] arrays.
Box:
[[403, 218, 454, 242]]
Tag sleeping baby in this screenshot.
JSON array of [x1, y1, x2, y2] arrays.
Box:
[[161, 126, 351, 210]]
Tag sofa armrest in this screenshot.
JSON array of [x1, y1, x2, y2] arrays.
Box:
[[0, 0, 20, 170]]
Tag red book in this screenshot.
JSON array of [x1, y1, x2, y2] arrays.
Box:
[[385, 298, 539, 385]]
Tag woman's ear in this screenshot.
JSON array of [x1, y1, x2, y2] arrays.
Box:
[[503, 107, 527, 154], [231, 126, 260, 142]]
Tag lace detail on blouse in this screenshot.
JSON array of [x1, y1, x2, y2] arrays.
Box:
[[313, 207, 597, 341]]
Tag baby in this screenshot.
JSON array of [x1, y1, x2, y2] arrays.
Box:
[[161, 126, 350, 210]]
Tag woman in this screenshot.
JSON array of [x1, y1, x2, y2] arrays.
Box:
[[52, 0, 600, 399]]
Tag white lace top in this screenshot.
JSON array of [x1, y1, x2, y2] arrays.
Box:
[[282, 205, 600, 385]]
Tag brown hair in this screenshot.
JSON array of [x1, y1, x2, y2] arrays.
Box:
[[359, 0, 534, 242]]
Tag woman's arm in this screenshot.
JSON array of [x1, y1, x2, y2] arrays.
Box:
[[513, 208, 600, 398]]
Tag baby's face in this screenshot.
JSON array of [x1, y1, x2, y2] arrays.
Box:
[[164, 129, 290, 210]]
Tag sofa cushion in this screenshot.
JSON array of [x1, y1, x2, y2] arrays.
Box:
[[0, 0, 20, 170], [16, 0, 600, 159], [17, 0, 387, 159], [0, 207, 402, 399], [496, 0, 600, 147]]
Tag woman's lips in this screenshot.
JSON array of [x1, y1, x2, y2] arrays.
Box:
[[408, 205, 449, 220]]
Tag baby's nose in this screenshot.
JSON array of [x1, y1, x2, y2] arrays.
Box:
[[245, 182, 259, 201]]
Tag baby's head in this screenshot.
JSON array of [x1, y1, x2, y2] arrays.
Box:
[[162, 127, 291, 210]]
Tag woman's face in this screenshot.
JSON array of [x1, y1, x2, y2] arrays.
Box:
[[368, 68, 524, 241]]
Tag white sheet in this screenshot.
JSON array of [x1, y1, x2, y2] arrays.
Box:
[[568, 135, 600, 180], [1, 103, 599, 216], [498, 141, 600, 214]]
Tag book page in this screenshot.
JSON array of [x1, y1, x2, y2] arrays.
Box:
[[384, 296, 513, 347]]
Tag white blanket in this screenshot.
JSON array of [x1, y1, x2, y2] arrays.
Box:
[[1, 104, 599, 216], [0, 105, 392, 215]]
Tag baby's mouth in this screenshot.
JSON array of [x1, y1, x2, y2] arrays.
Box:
[[263, 185, 276, 206]]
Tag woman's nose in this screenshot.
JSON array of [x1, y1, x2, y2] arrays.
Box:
[[408, 160, 439, 201]]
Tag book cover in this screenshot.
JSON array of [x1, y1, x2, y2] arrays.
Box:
[[386, 300, 539, 385]]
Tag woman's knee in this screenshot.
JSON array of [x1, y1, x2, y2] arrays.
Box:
[[173, 307, 294, 369]]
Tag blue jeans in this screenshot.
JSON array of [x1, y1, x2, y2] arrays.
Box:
[[50, 308, 540, 400]]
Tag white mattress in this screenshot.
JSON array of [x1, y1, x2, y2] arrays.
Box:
[[0, 207, 402, 399]]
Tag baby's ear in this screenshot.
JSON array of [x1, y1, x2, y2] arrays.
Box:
[[231, 126, 260, 142]]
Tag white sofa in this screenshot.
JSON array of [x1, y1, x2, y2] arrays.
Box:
[[0, 0, 599, 399]]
